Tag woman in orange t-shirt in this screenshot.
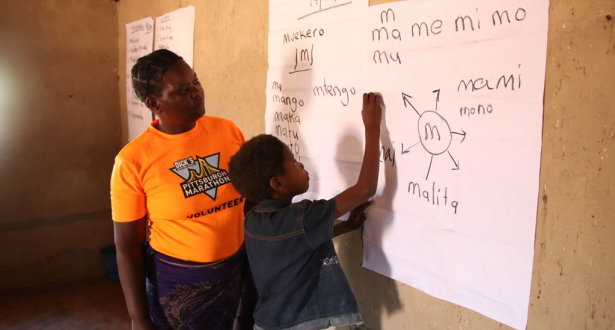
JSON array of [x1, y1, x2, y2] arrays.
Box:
[[111, 49, 257, 330]]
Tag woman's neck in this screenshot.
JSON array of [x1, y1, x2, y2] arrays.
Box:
[[154, 120, 197, 135]]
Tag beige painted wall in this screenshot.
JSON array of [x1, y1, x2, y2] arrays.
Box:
[[115, 1, 614, 329], [0, 0, 608, 328], [0, 1, 120, 289]]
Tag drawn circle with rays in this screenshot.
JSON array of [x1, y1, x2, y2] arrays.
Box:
[[417, 111, 452, 155]]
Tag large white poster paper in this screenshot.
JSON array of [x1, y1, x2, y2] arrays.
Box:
[[265, 0, 549, 328], [361, 1, 549, 329], [126, 17, 154, 141], [154, 6, 195, 67], [266, 0, 369, 202]]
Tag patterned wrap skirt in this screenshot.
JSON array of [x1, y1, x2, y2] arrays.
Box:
[[145, 244, 258, 330]]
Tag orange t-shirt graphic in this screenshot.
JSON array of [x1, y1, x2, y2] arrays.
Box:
[[111, 116, 246, 262]]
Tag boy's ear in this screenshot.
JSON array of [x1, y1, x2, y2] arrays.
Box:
[[269, 176, 283, 192]]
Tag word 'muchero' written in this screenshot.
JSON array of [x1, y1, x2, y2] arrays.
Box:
[[283, 28, 325, 44], [408, 180, 459, 214], [312, 78, 356, 106]]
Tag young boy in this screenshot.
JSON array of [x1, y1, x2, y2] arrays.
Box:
[[228, 92, 382, 330]]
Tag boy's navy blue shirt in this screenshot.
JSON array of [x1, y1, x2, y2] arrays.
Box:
[[244, 198, 363, 330]]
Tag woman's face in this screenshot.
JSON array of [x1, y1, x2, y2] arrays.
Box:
[[153, 60, 205, 127]]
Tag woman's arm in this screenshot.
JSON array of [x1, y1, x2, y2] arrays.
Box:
[[114, 216, 156, 330]]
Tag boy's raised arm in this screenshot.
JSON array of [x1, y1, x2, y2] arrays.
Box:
[[333, 92, 382, 218]]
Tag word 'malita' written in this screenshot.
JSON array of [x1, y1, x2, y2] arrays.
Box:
[[408, 180, 459, 214], [312, 78, 356, 106], [283, 28, 325, 44]]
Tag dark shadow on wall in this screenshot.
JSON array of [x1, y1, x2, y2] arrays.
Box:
[[334, 107, 402, 329]]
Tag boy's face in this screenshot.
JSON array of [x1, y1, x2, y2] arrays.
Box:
[[276, 144, 310, 197]]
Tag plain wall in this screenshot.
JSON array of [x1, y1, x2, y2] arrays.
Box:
[[0, 0, 611, 329], [118, 1, 614, 329], [0, 0, 121, 289]]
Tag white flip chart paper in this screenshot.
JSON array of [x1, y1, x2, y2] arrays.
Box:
[[362, 1, 549, 329], [266, 0, 369, 204], [154, 6, 195, 68], [126, 17, 154, 141], [265, 0, 549, 329]]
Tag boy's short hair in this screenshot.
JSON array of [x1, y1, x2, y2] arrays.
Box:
[[228, 134, 287, 202]]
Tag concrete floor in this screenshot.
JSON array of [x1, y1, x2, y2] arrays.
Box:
[[0, 277, 130, 330], [0, 277, 354, 330]]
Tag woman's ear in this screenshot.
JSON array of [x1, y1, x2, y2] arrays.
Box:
[[145, 97, 161, 114], [270, 176, 283, 192]]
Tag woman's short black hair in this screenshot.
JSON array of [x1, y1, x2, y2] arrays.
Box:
[[131, 49, 183, 102], [228, 134, 287, 202]]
